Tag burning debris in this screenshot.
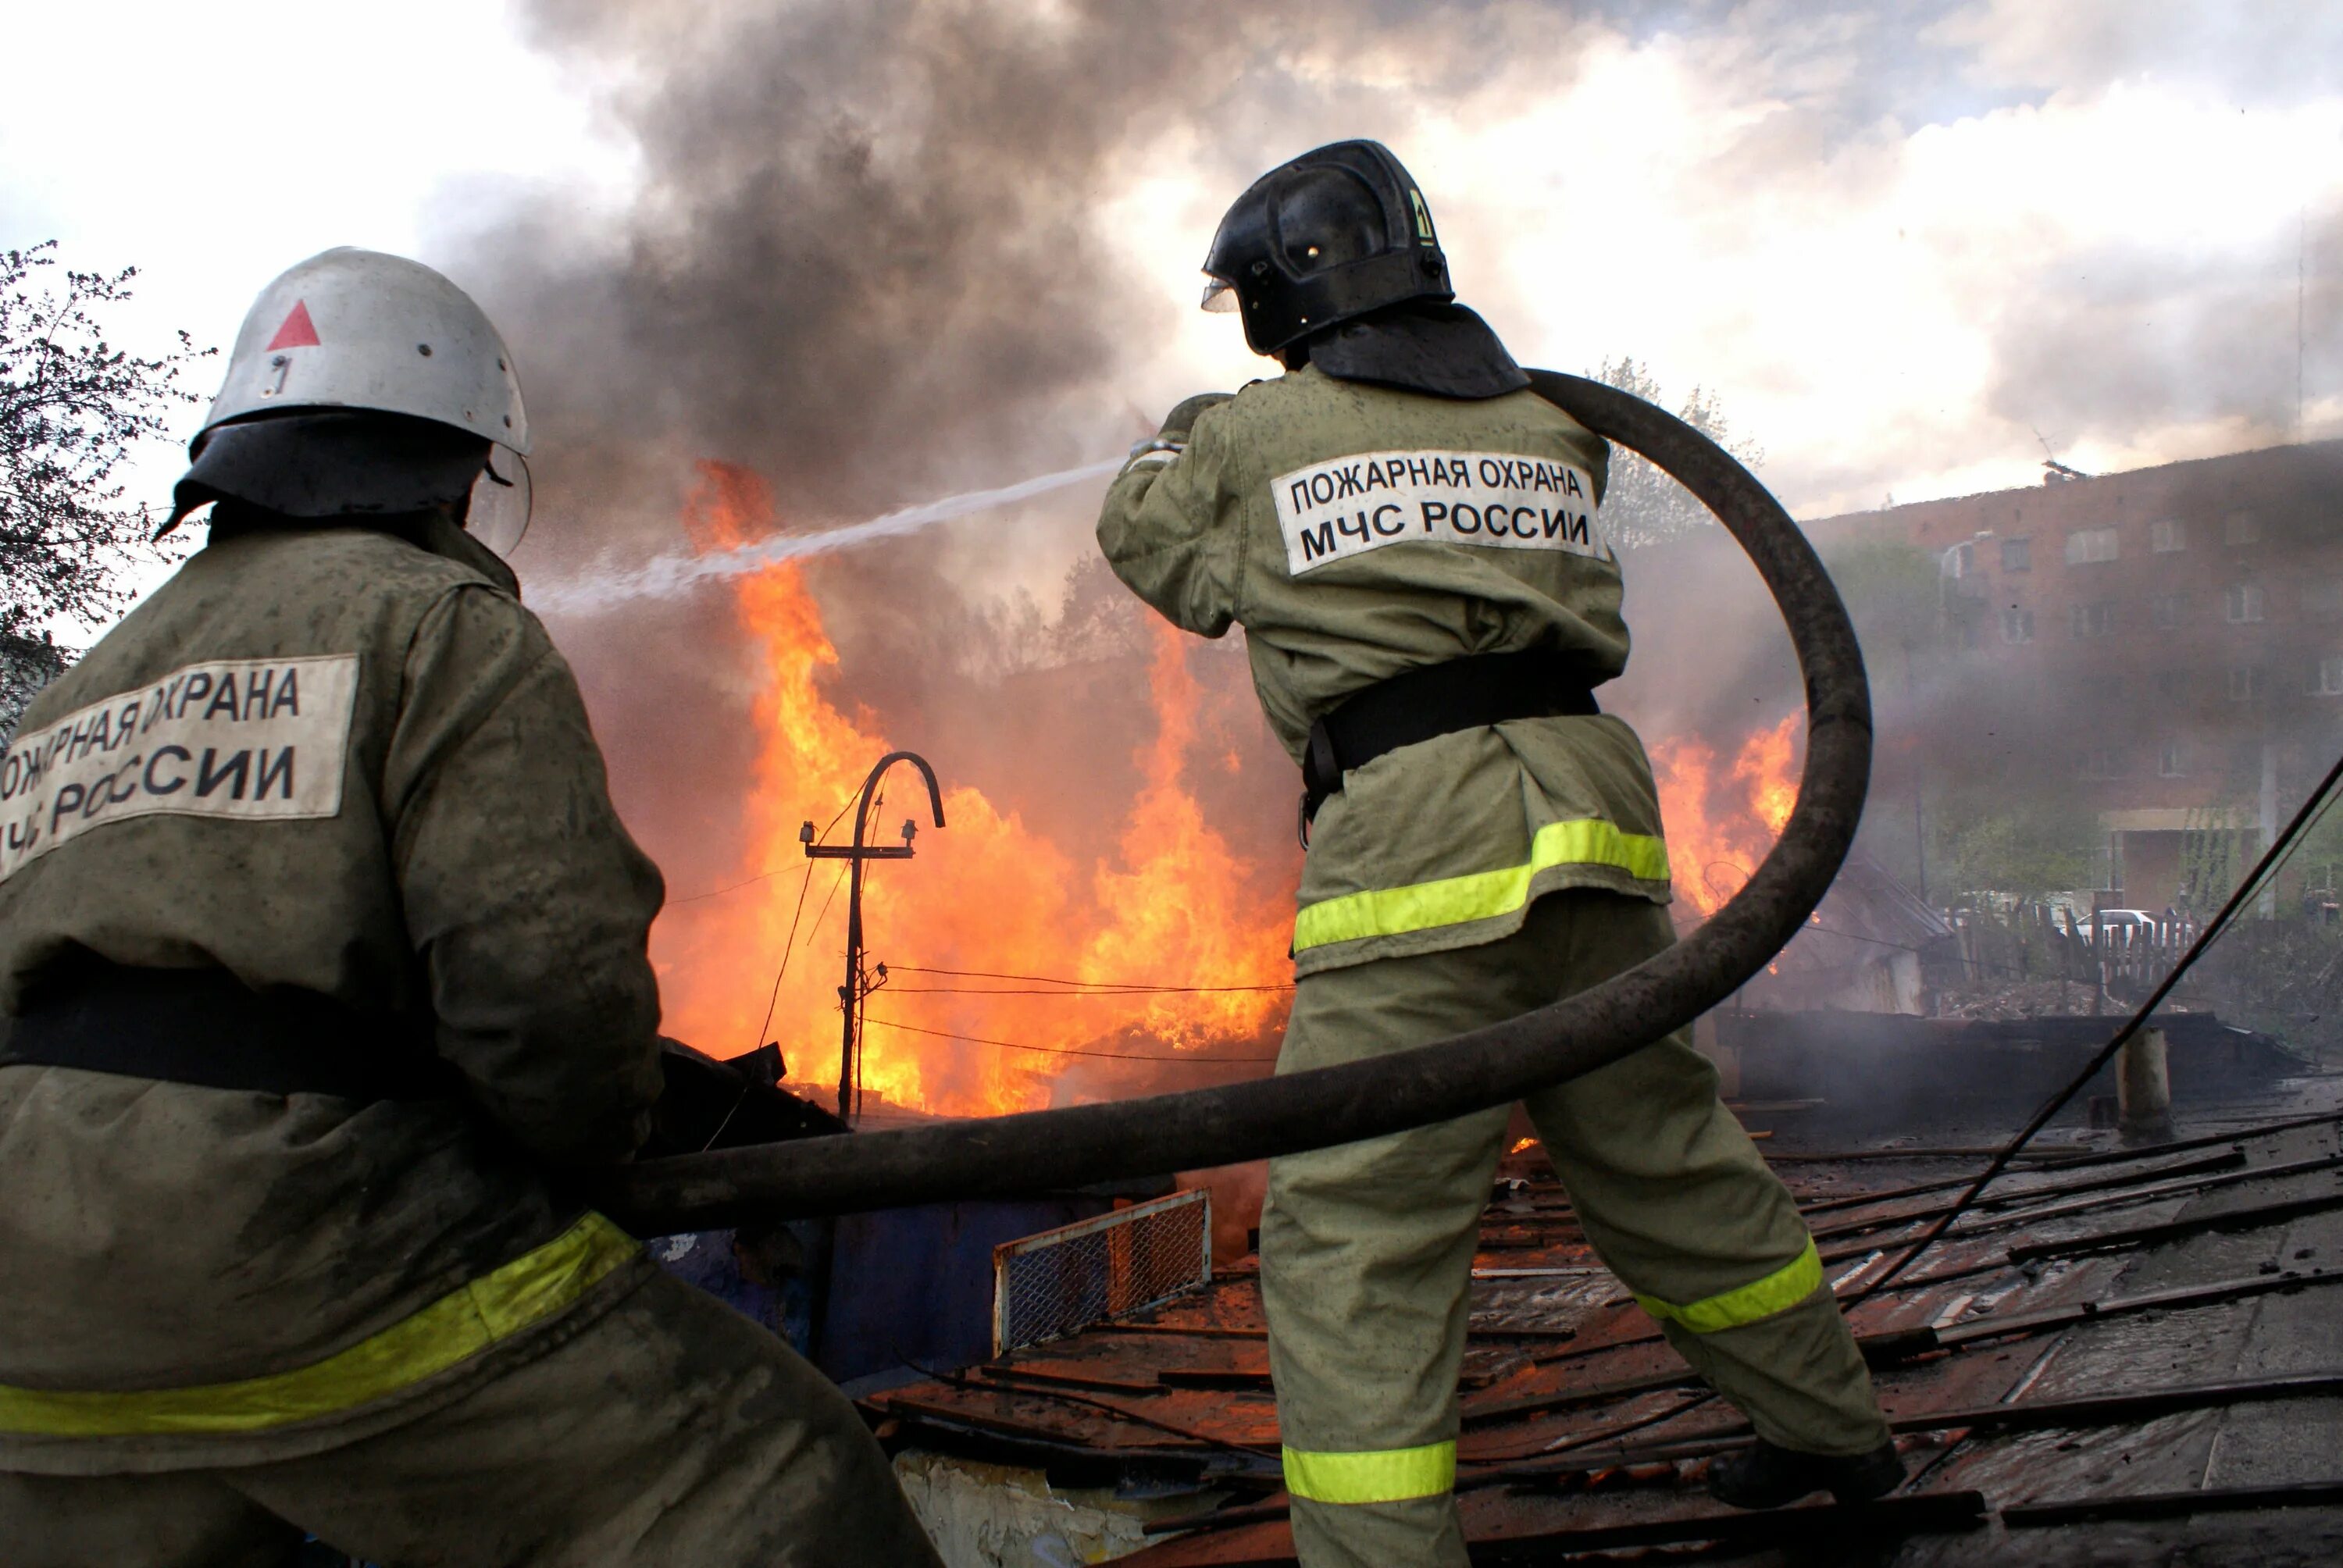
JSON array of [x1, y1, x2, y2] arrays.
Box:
[[647, 463, 1292, 1119], [1649, 712, 1800, 918]]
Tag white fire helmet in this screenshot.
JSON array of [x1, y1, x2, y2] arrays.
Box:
[[198, 248, 534, 554]]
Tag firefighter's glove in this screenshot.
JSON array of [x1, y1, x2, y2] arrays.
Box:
[[1160, 390, 1235, 439], [1129, 390, 1236, 467]]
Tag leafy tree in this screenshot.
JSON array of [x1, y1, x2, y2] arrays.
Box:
[[0, 242, 209, 738], [1822, 536, 1942, 672], [1924, 788, 2102, 901], [1588, 355, 1763, 549]]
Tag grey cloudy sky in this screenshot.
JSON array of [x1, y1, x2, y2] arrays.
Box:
[[2, 0, 2337, 574]]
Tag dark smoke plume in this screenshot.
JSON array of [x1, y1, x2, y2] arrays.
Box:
[[430, 2, 1576, 918]]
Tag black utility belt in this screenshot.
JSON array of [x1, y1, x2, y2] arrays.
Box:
[[1300, 650, 1600, 843], [0, 961, 448, 1102]]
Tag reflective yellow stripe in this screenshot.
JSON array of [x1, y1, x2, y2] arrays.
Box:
[[0, 1213, 640, 1438], [1293, 818, 1669, 953], [1283, 1440, 1457, 1504], [1635, 1238, 1823, 1335]]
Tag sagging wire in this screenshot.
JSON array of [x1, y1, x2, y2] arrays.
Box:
[[1846, 744, 2343, 1304], [748, 791, 860, 1053], [890, 962, 1293, 996], [666, 867, 801, 906], [861, 1014, 1278, 1066], [706, 793, 861, 1147], [890, 984, 1295, 998]]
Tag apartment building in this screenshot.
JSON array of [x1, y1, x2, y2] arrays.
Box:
[[1805, 439, 2343, 913]]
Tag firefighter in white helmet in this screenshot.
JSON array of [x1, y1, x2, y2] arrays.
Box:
[[0, 249, 939, 1565]]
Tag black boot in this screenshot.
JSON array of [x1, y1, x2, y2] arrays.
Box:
[[1706, 1438, 1905, 1509]]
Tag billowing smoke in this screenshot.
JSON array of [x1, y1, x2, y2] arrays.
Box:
[[415, 1, 2334, 1114], [426, 0, 1510, 1103]]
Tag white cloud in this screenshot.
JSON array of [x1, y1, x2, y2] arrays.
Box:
[[0, 0, 629, 568], [5, 0, 2338, 618]]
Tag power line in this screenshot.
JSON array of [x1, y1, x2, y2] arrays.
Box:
[[746, 791, 861, 1052], [890, 983, 1295, 998], [669, 791, 863, 906], [749, 859, 820, 1053], [1849, 743, 2343, 1303], [860, 1014, 1279, 1065], [667, 866, 797, 906], [890, 962, 1292, 994]]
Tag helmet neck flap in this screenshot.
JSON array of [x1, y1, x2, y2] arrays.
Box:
[[1304, 301, 1531, 401], [169, 411, 490, 529]]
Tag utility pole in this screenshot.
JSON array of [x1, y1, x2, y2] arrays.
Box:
[[2259, 740, 2280, 921], [1903, 636, 1926, 904], [804, 750, 946, 1124]]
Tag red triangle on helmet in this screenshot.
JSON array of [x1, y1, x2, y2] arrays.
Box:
[[266, 300, 321, 351]]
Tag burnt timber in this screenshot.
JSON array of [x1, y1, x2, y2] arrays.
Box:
[[865, 1074, 2343, 1563]]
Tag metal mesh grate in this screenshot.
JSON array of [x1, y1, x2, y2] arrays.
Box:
[[993, 1189, 1211, 1355]]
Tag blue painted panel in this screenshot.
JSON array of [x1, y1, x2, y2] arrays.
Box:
[[650, 1223, 824, 1355], [652, 1199, 1112, 1384], [821, 1198, 1107, 1382]]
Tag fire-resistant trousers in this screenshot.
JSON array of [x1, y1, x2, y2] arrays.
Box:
[[0, 1270, 942, 1568], [1261, 891, 1890, 1568]]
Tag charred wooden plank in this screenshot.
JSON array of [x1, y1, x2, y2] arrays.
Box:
[[2002, 1478, 2343, 1527]]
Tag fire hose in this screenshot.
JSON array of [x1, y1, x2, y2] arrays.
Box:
[[600, 369, 1872, 1235]]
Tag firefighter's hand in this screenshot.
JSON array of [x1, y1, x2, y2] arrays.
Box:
[[1159, 391, 1235, 441]]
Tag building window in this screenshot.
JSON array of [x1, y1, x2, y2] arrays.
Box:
[[2001, 607, 2035, 643], [2150, 518, 2187, 553], [2079, 747, 2131, 779], [2315, 656, 2343, 697], [2159, 740, 2187, 776], [2066, 526, 2120, 565], [2226, 510, 2262, 546], [2070, 600, 2116, 639], [2152, 591, 2188, 629], [1948, 540, 1977, 579], [2001, 536, 2032, 572], [2228, 666, 2267, 702], [2225, 583, 2267, 623], [2306, 580, 2343, 622]]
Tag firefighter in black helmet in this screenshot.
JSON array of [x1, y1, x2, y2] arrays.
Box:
[[1099, 141, 1900, 1565]]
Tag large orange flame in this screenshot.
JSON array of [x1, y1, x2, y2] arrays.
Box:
[[650, 464, 1292, 1118], [1649, 712, 1802, 918]]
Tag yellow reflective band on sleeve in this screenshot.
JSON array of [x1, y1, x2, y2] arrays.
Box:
[[1634, 1238, 1824, 1335], [1282, 1440, 1457, 1504], [1293, 818, 1670, 953], [0, 1213, 640, 1438]]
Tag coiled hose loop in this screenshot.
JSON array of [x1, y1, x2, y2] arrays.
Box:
[[601, 370, 1870, 1232]]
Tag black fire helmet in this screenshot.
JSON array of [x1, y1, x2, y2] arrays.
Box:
[[1200, 140, 1453, 357]]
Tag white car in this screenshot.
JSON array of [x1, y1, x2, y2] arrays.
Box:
[[2085, 908, 2173, 943]]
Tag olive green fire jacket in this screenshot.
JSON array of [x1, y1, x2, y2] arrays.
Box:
[[1098, 365, 1671, 978], [0, 515, 664, 1474]]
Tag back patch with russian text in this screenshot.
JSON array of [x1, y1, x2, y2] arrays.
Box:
[[1271, 449, 1604, 576], [0, 654, 358, 881]]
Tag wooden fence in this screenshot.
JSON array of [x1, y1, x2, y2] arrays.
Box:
[[1940, 902, 2198, 1006]]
